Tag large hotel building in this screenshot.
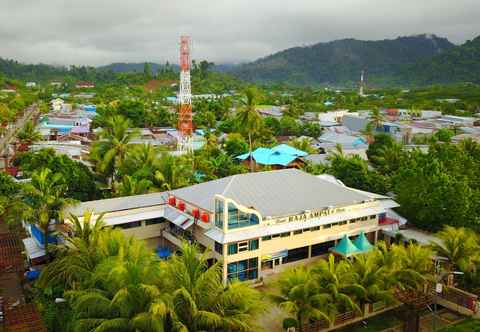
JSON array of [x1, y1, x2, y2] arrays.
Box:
[[66, 169, 400, 283]]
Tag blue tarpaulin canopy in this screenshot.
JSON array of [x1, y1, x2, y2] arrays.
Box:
[[156, 247, 172, 259]]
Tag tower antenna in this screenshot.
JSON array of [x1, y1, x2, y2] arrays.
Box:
[[359, 70, 365, 97], [178, 35, 193, 152]]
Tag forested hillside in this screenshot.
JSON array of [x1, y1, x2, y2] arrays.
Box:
[[231, 34, 454, 85], [398, 36, 480, 85]]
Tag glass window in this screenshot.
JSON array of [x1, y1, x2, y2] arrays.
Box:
[[281, 232, 290, 238], [115, 221, 141, 229], [262, 235, 272, 241], [323, 224, 332, 229], [272, 234, 281, 238], [311, 226, 320, 231], [249, 239, 259, 250], [228, 243, 238, 255], [370, 215, 376, 220], [226, 202, 260, 230], [339, 221, 347, 226], [349, 219, 357, 224], [145, 217, 166, 226], [283, 246, 308, 264], [215, 200, 224, 229], [311, 240, 335, 257], [293, 229, 303, 235], [238, 241, 249, 252], [214, 242, 223, 254], [228, 258, 259, 281]]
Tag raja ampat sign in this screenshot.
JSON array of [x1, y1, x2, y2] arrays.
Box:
[[287, 207, 346, 223]]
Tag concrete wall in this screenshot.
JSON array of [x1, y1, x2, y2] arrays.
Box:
[[122, 221, 166, 240]]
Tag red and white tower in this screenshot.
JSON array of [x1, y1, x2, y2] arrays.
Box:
[[178, 36, 193, 152]]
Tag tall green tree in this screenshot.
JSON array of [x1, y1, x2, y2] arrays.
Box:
[[91, 115, 139, 183], [235, 87, 262, 172], [23, 168, 75, 254]]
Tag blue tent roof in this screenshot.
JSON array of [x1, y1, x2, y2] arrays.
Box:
[[330, 235, 361, 257], [236, 144, 307, 166], [352, 231, 374, 253]]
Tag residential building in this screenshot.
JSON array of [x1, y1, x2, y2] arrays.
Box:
[[236, 144, 307, 169], [66, 169, 400, 283], [75, 81, 95, 89], [50, 98, 64, 112], [318, 110, 349, 126], [342, 113, 370, 132], [257, 106, 283, 119]]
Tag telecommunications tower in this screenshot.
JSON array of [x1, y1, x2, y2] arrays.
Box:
[[359, 70, 365, 97], [178, 36, 193, 152]]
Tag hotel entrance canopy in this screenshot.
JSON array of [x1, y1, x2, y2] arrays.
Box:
[[164, 206, 194, 230], [330, 235, 361, 257]]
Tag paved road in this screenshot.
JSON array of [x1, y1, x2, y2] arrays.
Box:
[[0, 104, 39, 158]]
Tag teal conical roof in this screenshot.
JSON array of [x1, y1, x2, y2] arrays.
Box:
[[331, 235, 361, 257], [353, 231, 374, 253]]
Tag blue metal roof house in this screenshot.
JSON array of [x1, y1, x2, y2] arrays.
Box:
[[236, 144, 308, 169]]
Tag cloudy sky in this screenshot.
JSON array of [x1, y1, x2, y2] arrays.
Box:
[[0, 0, 479, 66]]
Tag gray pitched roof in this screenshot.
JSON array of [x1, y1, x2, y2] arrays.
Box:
[[66, 192, 167, 216], [67, 169, 373, 219], [172, 169, 370, 218]]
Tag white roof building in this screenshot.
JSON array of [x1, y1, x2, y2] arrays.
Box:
[[67, 169, 401, 283]]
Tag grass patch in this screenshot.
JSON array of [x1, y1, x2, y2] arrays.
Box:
[[439, 318, 480, 332]]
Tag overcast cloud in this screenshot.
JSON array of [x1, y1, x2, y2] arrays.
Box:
[[0, 0, 479, 66]]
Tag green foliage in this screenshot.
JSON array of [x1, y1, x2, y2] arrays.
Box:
[[274, 243, 432, 326], [433, 128, 455, 142], [14, 148, 100, 201], [327, 154, 389, 194], [392, 142, 480, 231], [22, 168, 76, 253], [37, 228, 266, 332], [439, 319, 480, 332], [223, 133, 249, 156], [232, 35, 455, 86]]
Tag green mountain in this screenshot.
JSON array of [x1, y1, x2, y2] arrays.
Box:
[[97, 62, 177, 73], [231, 34, 455, 86], [398, 36, 480, 85]]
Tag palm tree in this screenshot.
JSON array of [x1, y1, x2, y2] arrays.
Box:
[[17, 120, 42, 149], [289, 138, 316, 154], [360, 122, 375, 144], [369, 108, 384, 130], [350, 253, 395, 305], [157, 153, 192, 190], [165, 243, 266, 331], [273, 267, 330, 328], [114, 175, 153, 197], [23, 168, 75, 254], [390, 243, 433, 290], [235, 87, 262, 172], [121, 144, 168, 190], [310, 255, 365, 319], [65, 230, 167, 331], [67, 210, 106, 247], [430, 226, 480, 273], [91, 115, 139, 183], [38, 211, 107, 289], [371, 142, 405, 175]]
